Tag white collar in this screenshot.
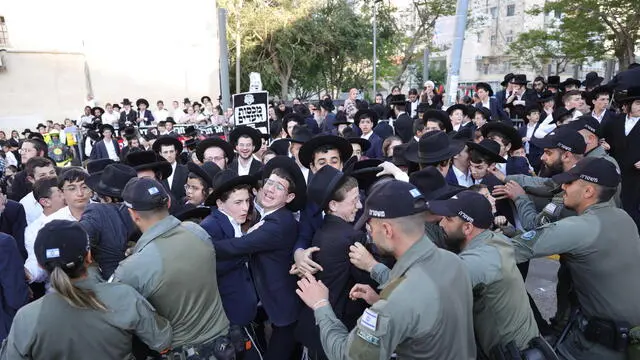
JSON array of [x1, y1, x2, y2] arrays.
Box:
[[361, 131, 373, 140], [452, 165, 469, 179]]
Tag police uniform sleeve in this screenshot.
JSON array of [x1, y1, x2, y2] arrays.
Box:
[[511, 216, 592, 263], [506, 174, 549, 188], [370, 263, 390, 286], [111, 253, 160, 299], [0, 308, 36, 360], [460, 246, 502, 288], [131, 292, 173, 352], [513, 195, 540, 231]]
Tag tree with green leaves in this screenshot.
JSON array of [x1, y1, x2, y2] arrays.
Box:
[[515, 0, 639, 70]]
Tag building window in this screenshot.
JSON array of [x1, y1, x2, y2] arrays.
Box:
[[490, 7, 497, 19], [490, 35, 497, 46], [0, 16, 8, 46], [506, 30, 514, 44], [506, 4, 515, 16]]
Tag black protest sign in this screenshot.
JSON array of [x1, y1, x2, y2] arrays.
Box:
[[233, 91, 269, 135]]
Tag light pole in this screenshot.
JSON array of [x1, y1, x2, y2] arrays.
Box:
[[373, 0, 382, 96]]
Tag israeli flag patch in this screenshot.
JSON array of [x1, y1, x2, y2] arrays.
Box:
[[46, 248, 60, 259], [521, 231, 537, 241], [148, 187, 159, 195], [409, 188, 421, 198], [361, 308, 379, 331]]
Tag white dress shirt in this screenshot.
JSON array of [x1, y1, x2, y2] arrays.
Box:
[[625, 116, 640, 136], [452, 166, 473, 187], [104, 140, 119, 161], [103, 111, 120, 125], [592, 109, 607, 123], [167, 162, 177, 189], [220, 209, 243, 237], [5, 151, 17, 167], [301, 166, 310, 184], [495, 155, 508, 175], [20, 192, 43, 225], [410, 101, 419, 118], [361, 131, 373, 140], [154, 109, 170, 122], [534, 114, 556, 139], [237, 158, 252, 176], [524, 123, 536, 154]]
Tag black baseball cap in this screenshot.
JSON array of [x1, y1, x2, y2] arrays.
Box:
[[34, 220, 89, 271], [426, 190, 494, 229], [552, 157, 620, 187], [122, 177, 170, 211], [530, 126, 586, 154], [354, 180, 429, 230], [566, 115, 601, 137]]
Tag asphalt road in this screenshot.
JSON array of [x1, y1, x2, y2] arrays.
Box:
[[526, 258, 560, 321]]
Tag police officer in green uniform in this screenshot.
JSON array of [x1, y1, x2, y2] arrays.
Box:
[[427, 191, 556, 359], [511, 157, 640, 360], [296, 180, 477, 360], [0, 220, 172, 360], [112, 178, 232, 359]]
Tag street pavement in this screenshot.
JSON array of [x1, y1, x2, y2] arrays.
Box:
[[526, 258, 560, 321]]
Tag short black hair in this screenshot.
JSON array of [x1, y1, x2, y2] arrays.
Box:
[[413, 118, 426, 135], [219, 184, 252, 203], [24, 139, 48, 156], [58, 168, 89, 189], [312, 144, 340, 165], [469, 149, 493, 166], [26, 157, 54, 178], [34, 177, 59, 202], [271, 167, 296, 194], [408, 88, 418, 96]]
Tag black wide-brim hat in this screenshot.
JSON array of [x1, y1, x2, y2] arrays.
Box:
[[125, 150, 173, 179], [307, 165, 348, 211], [298, 134, 353, 169], [175, 206, 212, 222], [21, 128, 32, 135], [550, 107, 575, 124], [122, 126, 137, 140], [229, 125, 262, 153], [446, 104, 468, 116], [588, 85, 613, 100], [560, 78, 581, 90], [583, 72, 604, 88], [261, 155, 307, 212], [184, 126, 198, 138], [405, 131, 464, 164], [205, 169, 257, 206], [354, 109, 379, 127], [510, 74, 529, 85], [85, 163, 138, 198], [616, 86, 640, 104], [409, 166, 465, 201], [423, 110, 453, 132], [537, 90, 556, 103], [165, 117, 177, 125], [92, 107, 105, 115], [187, 161, 221, 189], [153, 136, 184, 154], [86, 159, 116, 175], [196, 137, 235, 164], [389, 94, 407, 105], [289, 126, 313, 144], [347, 136, 371, 153], [347, 159, 394, 195], [501, 73, 515, 87], [481, 122, 523, 150], [319, 98, 335, 111], [547, 76, 561, 88], [99, 124, 115, 134], [467, 139, 506, 164], [269, 139, 291, 156], [391, 143, 409, 167], [472, 106, 492, 120]]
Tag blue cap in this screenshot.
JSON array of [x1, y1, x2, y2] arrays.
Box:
[[354, 180, 428, 229], [552, 157, 620, 187], [122, 177, 170, 211], [426, 190, 494, 229], [530, 126, 586, 154]]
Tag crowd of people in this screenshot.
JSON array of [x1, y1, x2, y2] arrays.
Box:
[[0, 64, 640, 360]]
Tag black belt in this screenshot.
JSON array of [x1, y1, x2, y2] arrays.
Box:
[[167, 335, 236, 360], [576, 312, 631, 352]]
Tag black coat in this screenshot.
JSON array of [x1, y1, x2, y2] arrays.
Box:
[[504, 89, 538, 120], [0, 200, 28, 261], [229, 157, 262, 176], [118, 110, 137, 129], [7, 171, 31, 202], [162, 163, 189, 202], [604, 113, 640, 228], [394, 113, 414, 143], [295, 214, 372, 356]]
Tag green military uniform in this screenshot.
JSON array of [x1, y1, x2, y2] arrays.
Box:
[[460, 230, 539, 355], [512, 202, 640, 360], [0, 270, 172, 360], [113, 216, 229, 348], [314, 236, 477, 360]]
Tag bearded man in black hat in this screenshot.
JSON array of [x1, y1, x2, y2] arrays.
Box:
[[118, 98, 137, 129], [504, 74, 537, 121], [89, 124, 120, 161], [228, 126, 263, 176]]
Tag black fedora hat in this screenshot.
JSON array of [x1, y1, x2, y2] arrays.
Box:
[[537, 90, 556, 103], [184, 126, 198, 138], [165, 117, 176, 125], [121, 98, 133, 106], [125, 150, 173, 179], [547, 75, 561, 88], [347, 159, 392, 194], [187, 161, 221, 189], [85, 163, 138, 198], [389, 94, 407, 105], [289, 126, 313, 144], [153, 135, 184, 154], [472, 106, 492, 121], [229, 125, 262, 153], [551, 107, 575, 124], [409, 166, 465, 201], [92, 107, 105, 115], [307, 165, 349, 211], [501, 73, 515, 87], [175, 206, 211, 223], [196, 137, 235, 164], [616, 86, 640, 104], [467, 139, 506, 164], [451, 127, 474, 141], [416, 102, 430, 113], [481, 122, 523, 150], [21, 128, 32, 136], [391, 143, 409, 167], [184, 138, 199, 150], [36, 123, 47, 130], [99, 124, 115, 134], [354, 109, 379, 127], [588, 85, 613, 100], [560, 78, 581, 90], [510, 74, 529, 85], [86, 159, 116, 175], [269, 138, 291, 156], [319, 98, 335, 112], [405, 130, 464, 164], [342, 155, 359, 174], [298, 134, 353, 169], [446, 104, 467, 116], [346, 134, 371, 153], [261, 155, 307, 211], [583, 72, 604, 88], [122, 127, 137, 140], [201, 96, 212, 104], [424, 110, 453, 132], [205, 169, 257, 206]]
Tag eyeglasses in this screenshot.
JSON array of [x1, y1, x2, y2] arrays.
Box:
[[263, 178, 286, 192], [184, 184, 203, 192], [63, 185, 92, 194], [236, 143, 254, 149], [19, 148, 36, 154], [204, 156, 225, 163]]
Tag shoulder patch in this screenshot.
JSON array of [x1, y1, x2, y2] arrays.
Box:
[[520, 230, 537, 241], [356, 328, 380, 346], [360, 308, 378, 332]]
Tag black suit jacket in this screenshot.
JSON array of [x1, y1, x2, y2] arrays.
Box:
[[504, 89, 538, 120], [394, 113, 414, 143], [7, 171, 31, 201], [229, 157, 262, 176], [162, 163, 188, 202], [118, 110, 137, 129], [0, 200, 28, 261], [89, 139, 120, 160]]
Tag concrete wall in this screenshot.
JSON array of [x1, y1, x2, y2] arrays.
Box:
[[0, 0, 221, 130]]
